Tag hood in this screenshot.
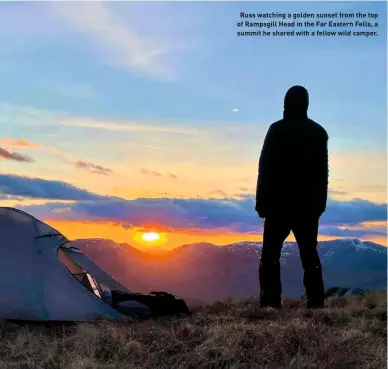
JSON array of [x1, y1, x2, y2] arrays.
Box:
[[283, 85, 309, 119]]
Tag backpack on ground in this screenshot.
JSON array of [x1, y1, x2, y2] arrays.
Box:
[[111, 290, 190, 318]]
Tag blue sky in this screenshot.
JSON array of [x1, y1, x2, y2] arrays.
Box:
[[0, 1, 386, 248]]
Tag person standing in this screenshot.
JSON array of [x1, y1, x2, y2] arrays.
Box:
[[255, 85, 328, 309]]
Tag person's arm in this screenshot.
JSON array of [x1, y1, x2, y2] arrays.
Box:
[[317, 131, 329, 215], [256, 125, 276, 218]]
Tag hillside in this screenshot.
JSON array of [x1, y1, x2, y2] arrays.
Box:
[[72, 238, 387, 303], [0, 292, 386, 369]]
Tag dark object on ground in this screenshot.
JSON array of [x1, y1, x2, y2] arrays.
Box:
[[325, 286, 350, 298], [324, 286, 370, 299], [256, 85, 328, 310], [344, 287, 370, 297], [111, 290, 190, 318]]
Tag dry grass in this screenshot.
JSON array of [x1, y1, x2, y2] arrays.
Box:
[[0, 292, 386, 369]]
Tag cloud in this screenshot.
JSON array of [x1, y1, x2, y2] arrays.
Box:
[[19, 195, 387, 240], [357, 185, 387, 192], [238, 187, 251, 192], [74, 160, 112, 175], [1, 137, 113, 176], [1, 137, 115, 178], [4, 175, 386, 240], [211, 190, 229, 197], [319, 224, 387, 238], [0, 139, 44, 149], [328, 189, 348, 196], [140, 169, 163, 178], [0, 194, 27, 201], [140, 169, 179, 179], [0, 137, 69, 161], [321, 198, 387, 226], [60, 117, 201, 136], [0, 174, 104, 201], [0, 147, 34, 162], [50, 2, 172, 78], [232, 108, 239, 113]]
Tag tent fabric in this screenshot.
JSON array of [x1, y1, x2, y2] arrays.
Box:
[[61, 246, 130, 293], [0, 207, 145, 321]]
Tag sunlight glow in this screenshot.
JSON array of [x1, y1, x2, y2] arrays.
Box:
[[141, 232, 161, 242]]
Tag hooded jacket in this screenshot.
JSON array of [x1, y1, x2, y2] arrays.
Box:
[[255, 86, 329, 218]]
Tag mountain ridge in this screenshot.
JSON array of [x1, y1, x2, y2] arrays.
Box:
[[72, 237, 386, 254], [71, 238, 387, 303]]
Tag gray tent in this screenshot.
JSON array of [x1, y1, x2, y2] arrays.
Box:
[[0, 207, 151, 321]]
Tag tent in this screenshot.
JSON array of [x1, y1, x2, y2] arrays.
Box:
[[0, 207, 151, 321]]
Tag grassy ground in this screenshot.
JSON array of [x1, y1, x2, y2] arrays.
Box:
[[0, 292, 386, 369]]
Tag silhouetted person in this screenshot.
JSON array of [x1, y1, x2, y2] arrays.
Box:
[[255, 85, 328, 309]]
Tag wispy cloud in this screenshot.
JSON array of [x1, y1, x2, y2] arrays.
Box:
[[140, 169, 179, 179], [0, 137, 65, 158], [74, 160, 112, 176], [238, 187, 251, 192], [0, 147, 34, 162], [329, 189, 348, 197], [60, 117, 201, 136], [49, 2, 173, 78], [211, 190, 229, 198], [357, 185, 387, 192], [0, 139, 44, 149], [1, 136, 112, 176], [140, 169, 163, 178], [1, 136, 116, 177]]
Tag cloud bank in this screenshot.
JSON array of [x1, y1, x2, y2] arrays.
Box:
[[0, 174, 104, 201], [3, 174, 386, 240]]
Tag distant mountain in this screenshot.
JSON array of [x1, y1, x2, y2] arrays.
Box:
[[72, 238, 387, 303]]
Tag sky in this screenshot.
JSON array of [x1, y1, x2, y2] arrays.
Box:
[[0, 1, 387, 249]]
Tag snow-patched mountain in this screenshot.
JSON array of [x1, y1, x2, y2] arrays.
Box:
[[72, 238, 387, 303]]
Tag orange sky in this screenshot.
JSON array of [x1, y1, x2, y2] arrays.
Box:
[[48, 220, 388, 251]]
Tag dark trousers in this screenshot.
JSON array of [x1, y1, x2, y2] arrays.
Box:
[[259, 214, 325, 307]]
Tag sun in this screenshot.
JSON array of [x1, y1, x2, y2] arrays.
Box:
[[141, 232, 161, 243], [133, 230, 167, 247]]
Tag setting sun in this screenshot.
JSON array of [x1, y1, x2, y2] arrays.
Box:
[[141, 232, 161, 243]]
